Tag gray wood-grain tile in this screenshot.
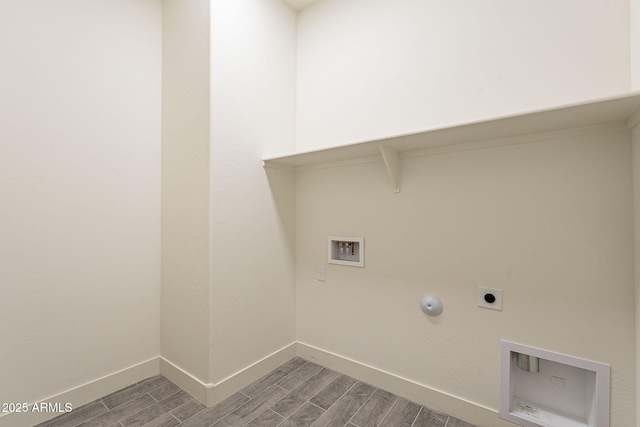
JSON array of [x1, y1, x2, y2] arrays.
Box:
[[121, 391, 191, 427], [179, 392, 249, 427], [413, 407, 448, 427], [32, 357, 477, 427], [150, 383, 182, 402], [240, 357, 306, 398], [445, 417, 476, 427], [349, 388, 397, 427], [139, 412, 180, 427], [378, 396, 421, 427], [212, 385, 288, 427], [309, 374, 358, 410], [276, 361, 322, 391], [170, 400, 206, 422], [244, 409, 283, 426], [35, 401, 108, 427], [76, 394, 156, 427], [279, 401, 325, 427], [271, 368, 339, 418], [312, 381, 375, 427]]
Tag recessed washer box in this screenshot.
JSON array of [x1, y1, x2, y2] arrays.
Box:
[[500, 340, 610, 427], [328, 236, 364, 267]]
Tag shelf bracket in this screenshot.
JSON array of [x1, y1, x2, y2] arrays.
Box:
[[379, 145, 400, 193]]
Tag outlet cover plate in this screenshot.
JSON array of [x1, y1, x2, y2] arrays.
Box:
[[478, 287, 503, 311]]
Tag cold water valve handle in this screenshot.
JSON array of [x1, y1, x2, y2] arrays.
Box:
[[420, 294, 443, 316]]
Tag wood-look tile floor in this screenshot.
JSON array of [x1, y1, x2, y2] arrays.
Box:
[[35, 357, 476, 427]]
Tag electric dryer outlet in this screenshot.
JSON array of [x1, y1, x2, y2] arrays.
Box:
[[478, 287, 503, 311]]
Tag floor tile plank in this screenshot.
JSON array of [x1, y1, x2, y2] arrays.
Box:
[[139, 412, 180, 427], [211, 385, 288, 426], [277, 361, 323, 391], [279, 402, 325, 427], [312, 382, 375, 427], [378, 397, 421, 427], [76, 394, 156, 427], [170, 400, 206, 422], [240, 357, 307, 397], [309, 374, 357, 410], [35, 401, 109, 427], [244, 409, 283, 427], [349, 388, 397, 427], [150, 382, 182, 402], [120, 391, 191, 427], [412, 407, 448, 427], [31, 358, 477, 427], [178, 392, 249, 427], [445, 417, 476, 427], [271, 368, 339, 418]]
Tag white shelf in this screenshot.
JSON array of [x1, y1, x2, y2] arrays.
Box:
[[263, 92, 640, 191]]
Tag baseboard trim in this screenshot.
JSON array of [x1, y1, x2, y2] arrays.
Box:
[[0, 358, 160, 427], [209, 342, 297, 405], [159, 342, 297, 407], [296, 342, 515, 427], [158, 357, 213, 406], [2, 344, 515, 427]]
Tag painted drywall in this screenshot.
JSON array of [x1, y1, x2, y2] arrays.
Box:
[[632, 121, 640, 427], [209, 0, 297, 385], [295, 0, 631, 151], [161, 0, 212, 385], [295, 129, 636, 425], [0, 0, 161, 416], [633, 0, 640, 90]]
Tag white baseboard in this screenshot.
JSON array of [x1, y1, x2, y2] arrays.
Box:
[[296, 342, 516, 427], [159, 342, 297, 407], [209, 342, 297, 405], [1, 343, 515, 427], [0, 358, 160, 427], [158, 357, 213, 406]]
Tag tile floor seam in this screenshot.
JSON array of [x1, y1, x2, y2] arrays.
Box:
[[238, 402, 269, 426], [378, 394, 399, 427], [307, 397, 330, 427], [276, 362, 310, 391], [408, 406, 421, 427], [345, 386, 378, 427], [409, 406, 423, 427], [170, 412, 181, 424], [329, 379, 358, 411]]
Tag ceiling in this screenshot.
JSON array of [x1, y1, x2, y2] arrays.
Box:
[[283, 0, 321, 11]]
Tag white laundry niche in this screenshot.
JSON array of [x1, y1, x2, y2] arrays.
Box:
[[500, 340, 610, 427], [328, 236, 364, 267]]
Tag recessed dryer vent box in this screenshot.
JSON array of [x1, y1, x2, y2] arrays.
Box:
[[328, 236, 364, 267], [500, 340, 610, 427]]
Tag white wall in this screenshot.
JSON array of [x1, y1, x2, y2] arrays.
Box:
[[209, 0, 297, 384], [161, 0, 212, 386], [632, 121, 640, 427], [295, 0, 631, 151], [633, 0, 640, 89], [296, 129, 636, 426], [0, 0, 161, 412]]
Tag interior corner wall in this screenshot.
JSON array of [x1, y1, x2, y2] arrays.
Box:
[[295, 129, 636, 425], [0, 0, 161, 413], [161, 0, 212, 384], [208, 0, 297, 385], [295, 0, 631, 151]]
